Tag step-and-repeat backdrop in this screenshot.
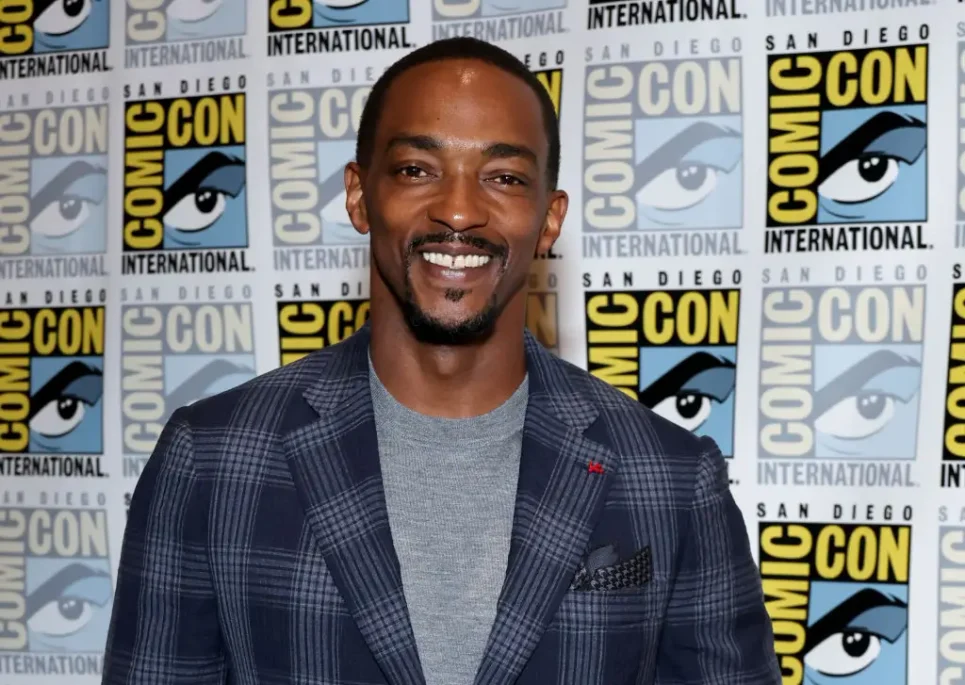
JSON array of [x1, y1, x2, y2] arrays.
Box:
[[0, 0, 963, 683]]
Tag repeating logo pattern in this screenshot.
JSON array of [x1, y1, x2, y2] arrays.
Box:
[[582, 45, 743, 259], [0, 99, 109, 277], [758, 282, 924, 462], [121, 83, 251, 276], [0, 4, 961, 682], [0, 503, 113, 670], [584, 280, 739, 457], [120, 293, 255, 477], [759, 519, 911, 684], [0, 303, 105, 456], [765, 33, 930, 253]]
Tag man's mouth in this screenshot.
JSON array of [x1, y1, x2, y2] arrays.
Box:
[[420, 252, 492, 270]]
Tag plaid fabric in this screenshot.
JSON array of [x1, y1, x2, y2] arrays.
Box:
[[102, 323, 782, 685]]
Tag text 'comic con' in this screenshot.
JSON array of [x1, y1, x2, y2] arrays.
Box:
[[0, 0, 962, 683]]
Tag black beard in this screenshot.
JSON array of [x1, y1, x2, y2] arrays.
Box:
[[399, 288, 500, 345]]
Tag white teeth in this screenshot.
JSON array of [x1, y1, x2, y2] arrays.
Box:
[[421, 252, 491, 269]]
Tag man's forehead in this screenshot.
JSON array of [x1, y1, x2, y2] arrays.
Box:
[[378, 60, 545, 143]]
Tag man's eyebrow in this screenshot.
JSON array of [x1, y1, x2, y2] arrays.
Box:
[[385, 134, 443, 153], [385, 135, 538, 165], [483, 142, 537, 166]]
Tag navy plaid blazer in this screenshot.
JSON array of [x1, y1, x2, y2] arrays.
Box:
[[102, 324, 782, 685]]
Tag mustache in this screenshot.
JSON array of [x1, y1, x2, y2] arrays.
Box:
[[406, 233, 508, 259]]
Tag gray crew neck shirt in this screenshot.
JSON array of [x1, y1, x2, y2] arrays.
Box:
[[368, 358, 528, 685]]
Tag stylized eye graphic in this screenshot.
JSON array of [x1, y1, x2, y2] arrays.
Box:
[[163, 151, 245, 233], [30, 161, 106, 240], [807, 630, 883, 676], [166, 0, 223, 22], [639, 352, 736, 433], [636, 121, 741, 216], [35, 0, 91, 36], [815, 393, 896, 440], [166, 190, 226, 231], [26, 563, 112, 638], [804, 589, 907, 677], [819, 156, 899, 204], [813, 349, 920, 443], [28, 361, 103, 439], [817, 111, 926, 210]]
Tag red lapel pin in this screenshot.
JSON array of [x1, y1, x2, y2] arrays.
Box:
[[588, 461, 604, 474]]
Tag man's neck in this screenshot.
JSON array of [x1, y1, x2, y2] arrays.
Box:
[[368, 308, 528, 419]]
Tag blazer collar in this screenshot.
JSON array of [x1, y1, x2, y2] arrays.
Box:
[[283, 324, 617, 685]]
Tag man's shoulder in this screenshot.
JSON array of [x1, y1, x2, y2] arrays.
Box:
[[550, 352, 712, 463]]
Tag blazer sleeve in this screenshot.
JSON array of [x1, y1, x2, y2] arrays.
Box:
[[101, 407, 227, 684], [654, 436, 783, 685]]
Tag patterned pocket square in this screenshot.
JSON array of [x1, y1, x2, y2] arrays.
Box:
[[570, 545, 652, 591]]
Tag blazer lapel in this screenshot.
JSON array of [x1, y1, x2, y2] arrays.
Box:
[[473, 333, 618, 685], [282, 327, 426, 685]]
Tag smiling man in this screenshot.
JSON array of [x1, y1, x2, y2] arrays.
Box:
[[102, 37, 782, 685]]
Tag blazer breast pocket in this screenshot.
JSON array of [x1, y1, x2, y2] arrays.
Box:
[[570, 545, 652, 592], [554, 546, 661, 631]]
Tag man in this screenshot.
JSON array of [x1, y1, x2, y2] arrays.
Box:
[[103, 37, 782, 685]]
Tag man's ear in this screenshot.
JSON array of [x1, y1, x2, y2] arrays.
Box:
[[535, 189, 568, 256], [345, 161, 369, 235]]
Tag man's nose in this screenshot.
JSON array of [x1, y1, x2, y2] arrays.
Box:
[[426, 173, 489, 232]]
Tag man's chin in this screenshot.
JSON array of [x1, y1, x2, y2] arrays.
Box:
[[401, 303, 498, 345]]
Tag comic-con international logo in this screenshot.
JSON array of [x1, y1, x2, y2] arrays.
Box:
[[121, 78, 253, 277], [587, 0, 742, 29], [120, 286, 255, 478], [938, 523, 965, 683], [268, 77, 372, 275], [765, 26, 930, 254], [941, 274, 965, 489], [0, 0, 110, 79], [0, 500, 113, 676], [276, 284, 559, 363], [757, 267, 925, 488], [267, 0, 412, 56], [582, 38, 743, 260], [584, 271, 740, 458], [125, 0, 248, 69], [759, 514, 911, 684], [0, 293, 105, 478], [0, 92, 109, 280], [432, 0, 567, 42]]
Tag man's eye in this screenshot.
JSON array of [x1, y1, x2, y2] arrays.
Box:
[[492, 174, 522, 185], [399, 166, 426, 177]]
